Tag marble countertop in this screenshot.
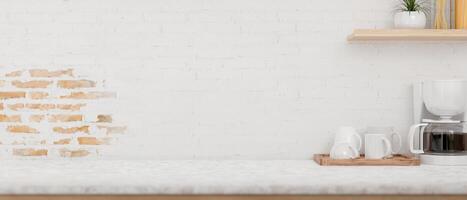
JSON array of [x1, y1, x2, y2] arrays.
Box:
[[0, 160, 466, 195]]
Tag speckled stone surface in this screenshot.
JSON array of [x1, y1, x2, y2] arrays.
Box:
[[0, 160, 466, 195]]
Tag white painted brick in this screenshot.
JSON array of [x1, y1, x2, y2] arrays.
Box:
[[1, 0, 467, 160], [99, 12, 144, 23], [53, 12, 99, 24], [232, 11, 279, 23], [241, 22, 295, 34], [187, 11, 234, 23], [163, 23, 242, 34], [143, 12, 188, 23]]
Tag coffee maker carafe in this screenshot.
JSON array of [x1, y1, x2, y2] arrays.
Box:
[[409, 80, 467, 165]]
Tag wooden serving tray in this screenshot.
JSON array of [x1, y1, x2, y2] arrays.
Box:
[[314, 154, 420, 166]]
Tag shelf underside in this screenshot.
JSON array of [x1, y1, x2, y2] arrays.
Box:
[[348, 29, 467, 41]]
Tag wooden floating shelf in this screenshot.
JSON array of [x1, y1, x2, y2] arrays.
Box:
[[348, 29, 467, 41]]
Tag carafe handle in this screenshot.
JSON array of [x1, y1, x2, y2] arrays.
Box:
[[408, 123, 428, 154]]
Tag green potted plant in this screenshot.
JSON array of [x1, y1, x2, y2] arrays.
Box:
[[394, 0, 429, 29]]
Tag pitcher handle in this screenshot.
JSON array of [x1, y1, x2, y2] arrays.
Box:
[[408, 123, 428, 154]]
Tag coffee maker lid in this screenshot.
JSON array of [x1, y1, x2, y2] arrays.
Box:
[[422, 119, 462, 123]]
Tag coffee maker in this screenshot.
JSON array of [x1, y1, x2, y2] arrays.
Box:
[[410, 80, 467, 165]]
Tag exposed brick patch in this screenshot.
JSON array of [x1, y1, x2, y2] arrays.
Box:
[[53, 126, 89, 134], [58, 80, 96, 89], [5, 70, 22, 77], [13, 148, 48, 156], [29, 92, 49, 99], [77, 137, 110, 145], [53, 138, 72, 145], [48, 114, 83, 122], [60, 92, 116, 99], [29, 69, 73, 78], [59, 149, 90, 157], [0, 114, 21, 122], [11, 139, 46, 145], [0, 92, 26, 99], [26, 104, 56, 111], [29, 115, 45, 122], [57, 104, 86, 111], [1, 68, 126, 158], [12, 80, 52, 88], [11, 141, 26, 145], [96, 115, 112, 123], [98, 126, 126, 135], [6, 103, 85, 112], [7, 103, 24, 111], [7, 125, 39, 134]]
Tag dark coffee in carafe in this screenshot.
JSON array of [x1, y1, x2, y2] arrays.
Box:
[[423, 132, 467, 154]]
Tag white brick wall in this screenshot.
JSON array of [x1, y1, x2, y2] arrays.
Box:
[[1, 0, 467, 159]]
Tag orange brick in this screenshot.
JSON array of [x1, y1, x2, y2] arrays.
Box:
[[48, 115, 82, 122], [29, 92, 48, 99], [58, 149, 90, 157], [57, 104, 86, 111], [26, 104, 56, 111], [96, 115, 112, 123], [53, 126, 89, 134], [77, 137, 110, 145], [98, 126, 126, 135], [58, 80, 96, 89], [11, 139, 45, 145], [0, 114, 21, 122], [60, 92, 116, 99], [7, 125, 38, 133], [5, 70, 22, 77], [13, 148, 47, 156], [12, 80, 52, 88], [0, 92, 25, 99], [29, 69, 73, 78], [29, 115, 45, 122], [7, 103, 24, 111], [53, 138, 72, 145]]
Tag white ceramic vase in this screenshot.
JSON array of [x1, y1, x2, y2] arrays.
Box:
[[394, 11, 427, 29]]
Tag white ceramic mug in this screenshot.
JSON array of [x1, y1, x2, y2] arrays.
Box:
[[334, 126, 362, 152], [330, 142, 359, 159], [366, 126, 402, 154], [365, 134, 392, 159]]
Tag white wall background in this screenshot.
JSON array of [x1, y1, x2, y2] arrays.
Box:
[[1, 0, 467, 159]]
